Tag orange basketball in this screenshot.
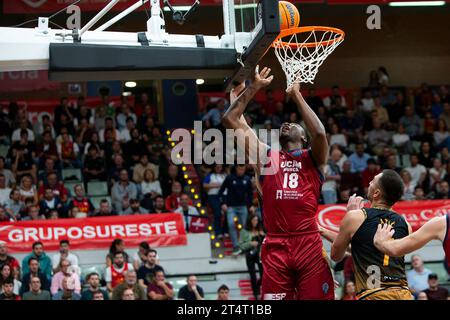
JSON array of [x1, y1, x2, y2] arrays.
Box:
[[279, 1, 300, 30]]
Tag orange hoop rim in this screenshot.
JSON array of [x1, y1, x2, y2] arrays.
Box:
[[271, 26, 345, 49]]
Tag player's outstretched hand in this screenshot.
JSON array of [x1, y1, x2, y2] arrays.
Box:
[[286, 81, 301, 96], [253, 65, 274, 90], [346, 193, 365, 212], [373, 223, 395, 250]]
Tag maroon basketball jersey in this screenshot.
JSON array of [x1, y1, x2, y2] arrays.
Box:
[[261, 149, 323, 234], [444, 214, 450, 267]]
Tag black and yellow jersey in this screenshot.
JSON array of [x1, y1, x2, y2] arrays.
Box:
[[351, 207, 410, 296]]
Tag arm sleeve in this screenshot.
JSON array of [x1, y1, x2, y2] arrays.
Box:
[[104, 267, 112, 282], [238, 230, 253, 251], [218, 177, 228, 204]]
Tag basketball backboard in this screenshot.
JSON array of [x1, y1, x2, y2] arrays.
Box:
[[0, 0, 280, 90]]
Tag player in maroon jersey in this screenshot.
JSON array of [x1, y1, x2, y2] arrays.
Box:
[[374, 215, 450, 268], [222, 67, 334, 300]]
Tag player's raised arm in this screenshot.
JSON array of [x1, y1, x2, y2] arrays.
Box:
[[374, 216, 446, 257], [222, 66, 273, 163], [286, 82, 328, 171]]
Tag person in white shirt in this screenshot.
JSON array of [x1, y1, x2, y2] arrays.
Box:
[[392, 124, 412, 153], [105, 252, 134, 292], [322, 86, 347, 109], [140, 169, 162, 198], [203, 164, 227, 237], [11, 120, 35, 142], [329, 123, 347, 148], [51, 240, 80, 275], [400, 170, 416, 201], [119, 117, 136, 143], [405, 154, 427, 188], [429, 158, 447, 191], [0, 174, 11, 206], [406, 255, 432, 298], [175, 194, 200, 233], [360, 90, 375, 115]]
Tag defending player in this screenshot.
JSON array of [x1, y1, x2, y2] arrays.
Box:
[[222, 67, 334, 300], [373, 214, 450, 269], [326, 170, 414, 300]]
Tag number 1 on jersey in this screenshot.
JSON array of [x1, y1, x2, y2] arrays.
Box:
[[283, 173, 299, 189]]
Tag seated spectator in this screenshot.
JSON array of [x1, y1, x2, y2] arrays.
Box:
[[121, 288, 136, 300], [0, 174, 11, 206], [38, 172, 69, 204], [0, 279, 21, 300], [160, 164, 182, 197], [50, 259, 81, 295], [38, 158, 62, 185], [111, 169, 138, 213], [414, 186, 427, 200], [418, 141, 435, 169], [19, 175, 38, 206], [132, 242, 150, 271], [83, 145, 107, 182], [0, 156, 15, 187], [75, 118, 96, 149], [67, 184, 95, 217], [10, 134, 37, 182], [52, 276, 81, 300], [137, 249, 164, 289], [140, 168, 162, 200], [99, 117, 120, 143], [133, 154, 159, 184], [392, 124, 412, 154], [22, 276, 51, 300], [323, 85, 347, 109], [106, 239, 130, 267], [124, 129, 145, 166], [4, 189, 25, 220], [112, 270, 146, 300], [177, 275, 204, 300], [329, 123, 347, 148], [58, 130, 81, 168], [21, 205, 45, 221], [217, 284, 230, 300], [20, 257, 51, 296], [165, 181, 183, 212], [11, 119, 35, 142], [360, 90, 375, 115], [423, 273, 449, 300], [117, 104, 137, 131], [417, 291, 428, 300], [440, 102, 450, 128], [406, 255, 432, 297], [341, 281, 357, 300], [107, 154, 128, 185], [383, 155, 401, 173], [348, 143, 370, 173], [39, 187, 64, 218], [373, 97, 390, 125], [147, 270, 174, 300], [399, 106, 423, 139], [436, 181, 450, 199], [105, 251, 134, 293], [51, 240, 80, 274], [429, 158, 446, 191], [400, 170, 416, 201], [120, 117, 137, 143], [150, 195, 168, 214], [0, 243, 20, 279], [91, 199, 116, 217], [22, 242, 52, 281], [434, 119, 449, 147], [406, 154, 427, 188], [123, 198, 147, 215], [0, 206, 13, 222], [81, 273, 109, 300], [0, 264, 21, 295], [361, 158, 381, 194], [367, 118, 390, 155], [83, 132, 103, 157], [340, 161, 362, 195], [175, 194, 200, 232], [35, 131, 59, 169]]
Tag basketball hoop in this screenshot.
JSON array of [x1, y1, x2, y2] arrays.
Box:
[[272, 26, 345, 87]]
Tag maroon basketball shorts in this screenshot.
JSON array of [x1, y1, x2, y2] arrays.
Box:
[[261, 232, 334, 300]]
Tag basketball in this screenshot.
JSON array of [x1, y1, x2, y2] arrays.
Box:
[[279, 1, 300, 30]]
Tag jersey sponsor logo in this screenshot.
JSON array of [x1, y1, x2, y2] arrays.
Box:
[[280, 160, 302, 171], [263, 293, 286, 300], [276, 190, 283, 200], [322, 282, 329, 295]]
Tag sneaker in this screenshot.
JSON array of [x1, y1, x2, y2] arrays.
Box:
[[232, 249, 242, 256]]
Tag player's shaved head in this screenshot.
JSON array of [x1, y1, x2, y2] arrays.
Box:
[[279, 122, 306, 148]]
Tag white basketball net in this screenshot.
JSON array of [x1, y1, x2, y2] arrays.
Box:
[[273, 28, 344, 87]]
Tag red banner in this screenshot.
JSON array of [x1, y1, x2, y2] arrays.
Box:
[[0, 213, 187, 253], [0, 71, 60, 93], [317, 200, 450, 232]]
